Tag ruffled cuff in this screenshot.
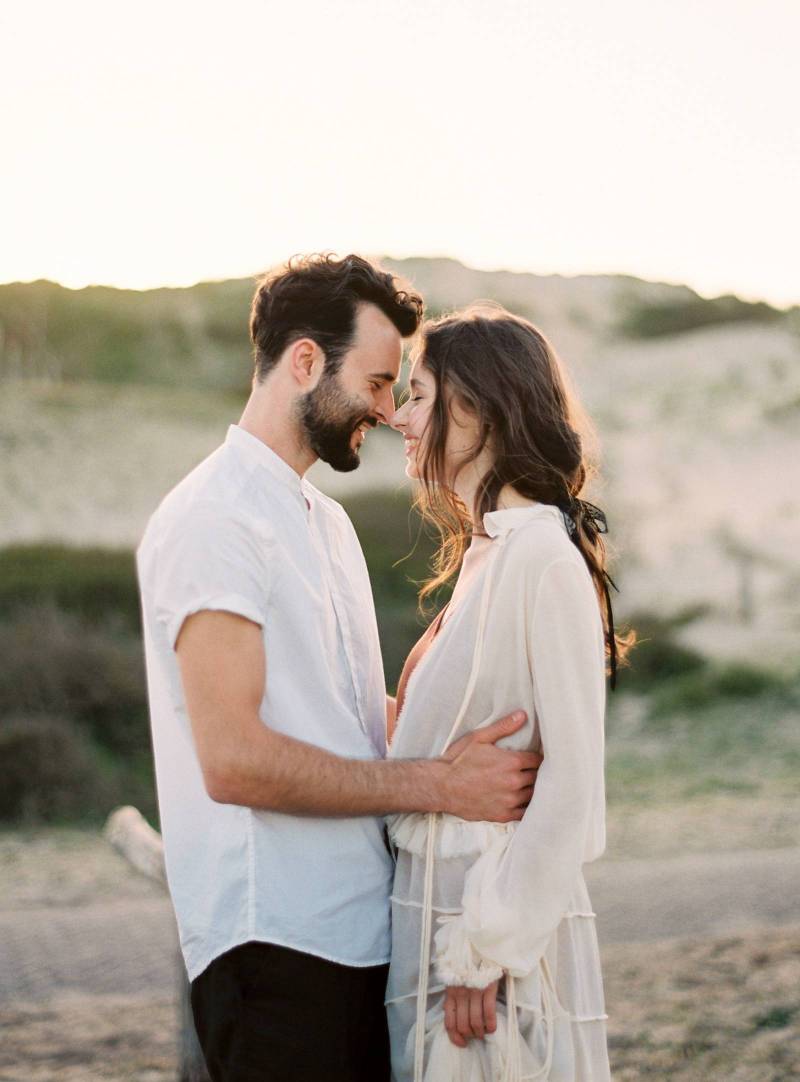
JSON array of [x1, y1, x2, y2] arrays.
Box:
[[433, 913, 504, 989]]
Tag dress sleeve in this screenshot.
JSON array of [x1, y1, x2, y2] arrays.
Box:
[[149, 501, 275, 651], [433, 557, 607, 988]]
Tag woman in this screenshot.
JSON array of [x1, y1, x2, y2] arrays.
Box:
[[385, 304, 631, 1082]]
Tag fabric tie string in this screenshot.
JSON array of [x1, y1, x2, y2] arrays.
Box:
[[413, 539, 503, 1082], [559, 499, 619, 691]]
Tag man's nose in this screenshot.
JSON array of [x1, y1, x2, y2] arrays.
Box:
[[374, 385, 398, 426]]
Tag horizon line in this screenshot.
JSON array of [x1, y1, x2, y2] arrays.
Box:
[[0, 255, 797, 311]]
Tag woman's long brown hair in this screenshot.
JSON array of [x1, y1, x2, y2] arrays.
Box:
[[411, 303, 634, 685]]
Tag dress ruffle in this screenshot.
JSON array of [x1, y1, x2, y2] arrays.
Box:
[[387, 812, 516, 860]]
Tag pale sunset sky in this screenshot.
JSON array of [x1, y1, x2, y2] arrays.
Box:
[[1, 0, 798, 304]]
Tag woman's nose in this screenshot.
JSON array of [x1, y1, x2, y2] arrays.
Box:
[[389, 402, 408, 431]]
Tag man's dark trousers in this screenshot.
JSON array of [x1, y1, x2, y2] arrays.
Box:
[[190, 940, 391, 1082]]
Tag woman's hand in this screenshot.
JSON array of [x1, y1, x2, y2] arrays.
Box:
[[443, 981, 499, 1047]]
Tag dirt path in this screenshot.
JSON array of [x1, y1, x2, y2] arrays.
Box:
[[0, 898, 176, 1004], [587, 846, 800, 945], [1, 834, 798, 1004], [2, 832, 799, 1080]]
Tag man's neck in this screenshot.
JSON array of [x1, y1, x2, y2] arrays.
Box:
[[238, 390, 317, 479]]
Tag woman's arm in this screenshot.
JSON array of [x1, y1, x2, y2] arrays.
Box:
[[435, 557, 606, 993]]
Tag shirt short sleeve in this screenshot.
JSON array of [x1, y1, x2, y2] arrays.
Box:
[[151, 501, 274, 650]]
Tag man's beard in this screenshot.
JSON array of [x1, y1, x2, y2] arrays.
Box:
[[298, 369, 375, 473]]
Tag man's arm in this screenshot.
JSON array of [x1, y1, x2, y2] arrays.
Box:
[[176, 611, 539, 821]]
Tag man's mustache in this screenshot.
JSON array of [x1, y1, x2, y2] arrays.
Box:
[[354, 415, 379, 431]]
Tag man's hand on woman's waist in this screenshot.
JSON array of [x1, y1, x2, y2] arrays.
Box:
[[439, 712, 542, 823]]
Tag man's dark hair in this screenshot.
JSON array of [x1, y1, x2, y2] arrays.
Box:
[[249, 253, 424, 381]]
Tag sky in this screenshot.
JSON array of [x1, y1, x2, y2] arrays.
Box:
[[2, 0, 798, 304]]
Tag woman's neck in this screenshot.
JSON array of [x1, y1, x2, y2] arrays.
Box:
[[454, 476, 541, 538], [495, 485, 539, 511], [453, 466, 538, 525]]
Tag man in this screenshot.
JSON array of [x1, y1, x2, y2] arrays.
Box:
[[136, 254, 539, 1082]]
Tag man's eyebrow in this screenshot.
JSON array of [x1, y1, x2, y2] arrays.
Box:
[[369, 372, 399, 384]]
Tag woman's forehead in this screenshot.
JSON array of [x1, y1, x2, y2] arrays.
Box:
[[409, 357, 433, 386]]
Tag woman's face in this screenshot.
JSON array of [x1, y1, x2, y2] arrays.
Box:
[[391, 356, 481, 483]]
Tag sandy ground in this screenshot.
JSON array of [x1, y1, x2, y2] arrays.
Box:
[[1, 828, 799, 1080]]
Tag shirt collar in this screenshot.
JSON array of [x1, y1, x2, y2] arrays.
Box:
[[225, 424, 308, 498], [483, 503, 566, 539]]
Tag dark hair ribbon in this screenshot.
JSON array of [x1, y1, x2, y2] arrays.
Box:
[[560, 499, 619, 691]]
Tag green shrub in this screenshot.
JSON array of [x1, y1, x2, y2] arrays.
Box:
[[0, 544, 141, 630], [0, 603, 150, 756], [343, 490, 437, 600], [649, 663, 792, 722], [617, 607, 709, 690], [0, 278, 253, 389], [341, 490, 447, 688], [0, 714, 116, 822], [752, 1006, 795, 1031], [619, 293, 785, 339]]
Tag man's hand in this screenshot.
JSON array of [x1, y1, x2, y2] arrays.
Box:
[[439, 712, 542, 822], [444, 981, 499, 1047]]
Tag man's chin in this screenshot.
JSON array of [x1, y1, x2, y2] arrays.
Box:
[[328, 456, 361, 473], [316, 444, 362, 473]]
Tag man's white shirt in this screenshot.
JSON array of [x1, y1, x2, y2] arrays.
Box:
[[137, 424, 393, 981]]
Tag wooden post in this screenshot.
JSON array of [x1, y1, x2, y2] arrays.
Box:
[[104, 807, 211, 1082]]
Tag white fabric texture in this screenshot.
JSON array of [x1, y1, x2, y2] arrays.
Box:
[[137, 424, 393, 981], [386, 504, 610, 1081]]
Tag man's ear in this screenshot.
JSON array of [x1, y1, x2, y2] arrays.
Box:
[[287, 337, 325, 390]]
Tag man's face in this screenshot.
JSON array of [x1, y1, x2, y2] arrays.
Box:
[[298, 304, 402, 472]]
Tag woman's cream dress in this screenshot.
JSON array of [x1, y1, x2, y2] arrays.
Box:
[[386, 505, 611, 1082]]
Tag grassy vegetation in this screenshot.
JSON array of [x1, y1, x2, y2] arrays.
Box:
[[0, 545, 141, 630], [1, 492, 796, 825], [0, 492, 441, 824], [619, 291, 790, 338], [0, 278, 254, 391], [606, 686, 799, 806], [8, 270, 793, 402]]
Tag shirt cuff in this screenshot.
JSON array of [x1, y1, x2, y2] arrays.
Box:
[[433, 914, 504, 990], [161, 593, 266, 651]]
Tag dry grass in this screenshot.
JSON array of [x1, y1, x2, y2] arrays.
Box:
[[1, 928, 798, 1081], [0, 992, 178, 1082], [605, 927, 800, 1081]]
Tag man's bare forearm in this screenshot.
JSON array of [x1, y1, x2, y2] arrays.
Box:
[[178, 612, 535, 820], [205, 718, 448, 816]]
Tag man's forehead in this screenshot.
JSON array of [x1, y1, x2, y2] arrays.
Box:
[[347, 306, 402, 378]]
